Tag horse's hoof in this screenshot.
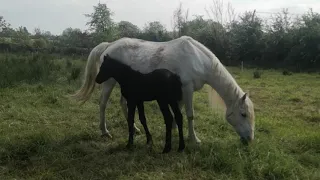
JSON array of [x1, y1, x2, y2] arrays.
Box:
[[188, 136, 201, 144], [147, 137, 153, 145], [101, 132, 113, 139]]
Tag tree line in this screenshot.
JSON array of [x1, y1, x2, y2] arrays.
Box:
[[1, 2, 320, 72]]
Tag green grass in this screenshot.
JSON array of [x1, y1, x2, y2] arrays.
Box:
[[0, 55, 320, 179]]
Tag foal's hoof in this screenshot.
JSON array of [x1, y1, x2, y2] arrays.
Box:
[[101, 132, 113, 139], [162, 147, 171, 154], [178, 146, 185, 153], [126, 143, 134, 150]]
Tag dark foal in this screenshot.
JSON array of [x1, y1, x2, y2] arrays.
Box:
[[95, 54, 185, 153]]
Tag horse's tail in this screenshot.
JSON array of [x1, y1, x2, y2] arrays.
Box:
[[184, 36, 226, 112], [70, 42, 111, 103]]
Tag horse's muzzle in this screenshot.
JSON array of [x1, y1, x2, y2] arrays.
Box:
[[240, 136, 253, 145]]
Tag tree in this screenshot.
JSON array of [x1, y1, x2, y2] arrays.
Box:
[[0, 16, 14, 38], [172, 2, 189, 38], [59, 27, 93, 48], [12, 26, 31, 46], [227, 11, 264, 65], [85, 3, 114, 33], [117, 21, 140, 38], [0, 16, 10, 32], [140, 21, 171, 41], [84, 2, 117, 43]]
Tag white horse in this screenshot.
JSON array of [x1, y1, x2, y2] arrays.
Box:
[[71, 36, 255, 144]]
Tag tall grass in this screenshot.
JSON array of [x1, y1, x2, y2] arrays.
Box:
[[0, 53, 84, 88]]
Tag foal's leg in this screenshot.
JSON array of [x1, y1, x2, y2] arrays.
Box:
[[120, 95, 141, 134], [170, 101, 185, 152], [100, 79, 116, 138], [126, 101, 136, 149], [172, 100, 184, 129], [157, 101, 173, 153], [183, 84, 201, 144], [137, 102, 153, 145]]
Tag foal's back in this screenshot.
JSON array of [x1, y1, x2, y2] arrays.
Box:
[[121, 68, 182, 102]]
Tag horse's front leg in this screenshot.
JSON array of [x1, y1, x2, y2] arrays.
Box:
[[183, 84, 201, 144], [100, 79, 116, 138], [120, 95, 141, 134]]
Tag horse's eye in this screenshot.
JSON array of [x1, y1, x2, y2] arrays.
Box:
[[241, 113, 246, 118]]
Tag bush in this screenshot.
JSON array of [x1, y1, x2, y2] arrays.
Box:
[[253, 70, 262, 79], [282, 70, 293, 76], [0, 53, 63, 88], [68, 66, 81, 83]]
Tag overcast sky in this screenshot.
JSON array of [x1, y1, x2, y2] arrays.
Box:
[[1, 0, 319, 35]]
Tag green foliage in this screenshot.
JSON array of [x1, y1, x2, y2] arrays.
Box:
[[181, 16, 228, 61], [253, 70, 262, 78], [116, 21, 140, 38], [0, 53, 82, 88], [84, 3, 114, 33], [139, 21, 171, 42], [32, 38, 47, 49], [227, 12, 264, 66], [282, 70, 293, 76], [0, 16, 11, 32], [1, 4, 320, 72], [68, 66, 81, 83]]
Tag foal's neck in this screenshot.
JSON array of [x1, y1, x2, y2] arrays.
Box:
[[110, 61, 140, 87]]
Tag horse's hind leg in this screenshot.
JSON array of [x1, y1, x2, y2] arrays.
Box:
[[137, 102, 153, 145], [100, 79, 116, 138], [120, 95, 141, 134], [157, 100, 173, 153], [170, 101, 185, 152]]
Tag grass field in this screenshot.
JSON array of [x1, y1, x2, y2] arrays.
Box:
[[0, 54, 320, 179]]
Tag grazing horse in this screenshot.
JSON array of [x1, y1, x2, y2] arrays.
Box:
[[72, 36, 255, 144], [95, 54, 185, 153]]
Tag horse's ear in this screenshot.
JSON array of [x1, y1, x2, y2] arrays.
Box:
[[241, 93, 247, 103]]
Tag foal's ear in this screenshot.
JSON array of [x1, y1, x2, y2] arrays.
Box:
[[103, 54, 109, 59]]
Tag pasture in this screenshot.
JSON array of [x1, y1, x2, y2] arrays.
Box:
[[0, 53, 319, 179]]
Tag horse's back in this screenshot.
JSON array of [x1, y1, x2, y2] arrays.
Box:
[[103, 36, 211, 86]]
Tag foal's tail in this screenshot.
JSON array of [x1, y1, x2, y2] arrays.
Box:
[[70, 42, 111, 103], [172, 74, 183, 102]]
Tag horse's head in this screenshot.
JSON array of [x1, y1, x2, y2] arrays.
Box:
[[225, 93, 255, 145], [95, 54, 115, 84]]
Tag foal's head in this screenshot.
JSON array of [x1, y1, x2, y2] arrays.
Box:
[[95, 54, 120, 84]]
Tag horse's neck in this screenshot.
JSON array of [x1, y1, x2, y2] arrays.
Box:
[[208, 63, 243, 108]]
